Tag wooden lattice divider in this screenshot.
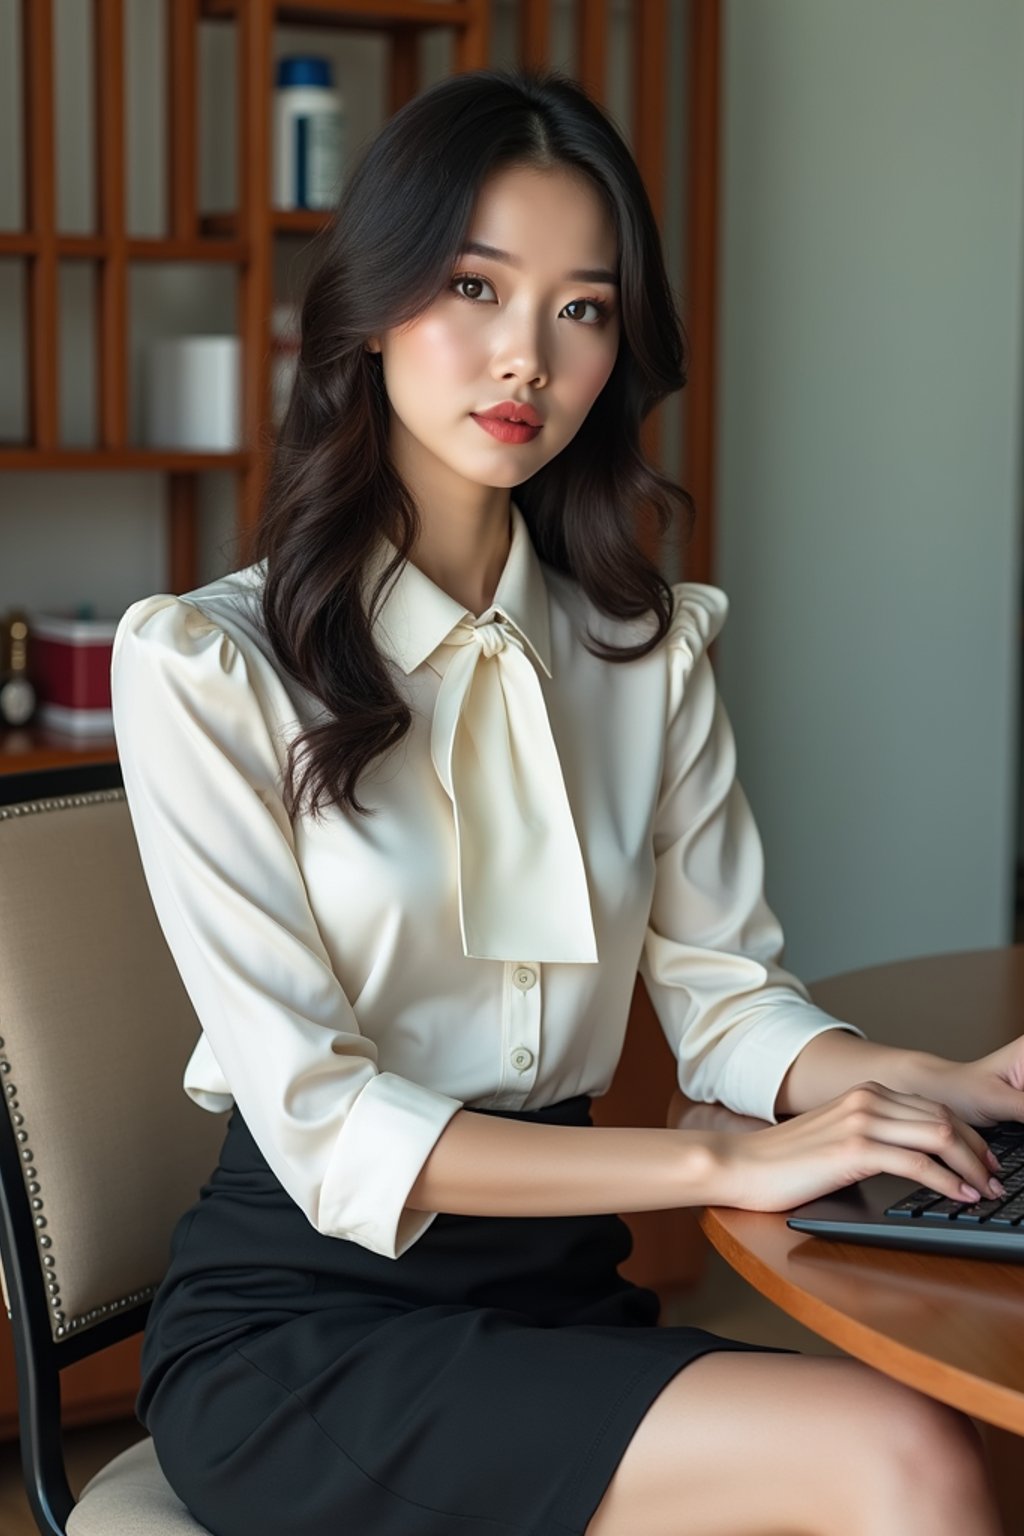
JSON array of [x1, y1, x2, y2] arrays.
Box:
[[23, 0, 58, 451], [0, 0, 719, 801]]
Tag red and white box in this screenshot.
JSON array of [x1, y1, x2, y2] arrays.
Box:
[[29, 613, 118, 736]]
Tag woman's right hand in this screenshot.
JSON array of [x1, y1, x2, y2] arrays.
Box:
[[704, 1080, 1005, 1213]]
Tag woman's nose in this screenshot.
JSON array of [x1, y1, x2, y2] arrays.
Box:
[[492, 316, 549, 387]]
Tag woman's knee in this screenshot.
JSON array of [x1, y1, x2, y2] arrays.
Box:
[[847, 1366, 994, 1513]]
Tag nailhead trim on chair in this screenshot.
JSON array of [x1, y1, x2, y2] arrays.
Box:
[[0, 787, 157, 1339], [0, 789, 125, 824]]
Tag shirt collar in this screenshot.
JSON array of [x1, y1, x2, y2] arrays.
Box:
[[365, 500, 552, 680]]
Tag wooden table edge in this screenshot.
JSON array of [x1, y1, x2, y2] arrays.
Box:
[[700, 1206, 1024, 1436]]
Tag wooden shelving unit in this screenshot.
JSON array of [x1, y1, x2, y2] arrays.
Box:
[[0, 0, 490, 773], [0, 725, 118, 771], [1, 0, 722, 775]]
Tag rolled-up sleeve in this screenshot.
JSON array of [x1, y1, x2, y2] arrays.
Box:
[[110, 593, 463, 1258], [637, 583, 865, 1124]]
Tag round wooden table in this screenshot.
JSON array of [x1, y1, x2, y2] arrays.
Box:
[[667, 946, 1024, 1435]]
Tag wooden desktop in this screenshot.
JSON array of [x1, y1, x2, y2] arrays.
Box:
[[670, 946, 1024, 1534]]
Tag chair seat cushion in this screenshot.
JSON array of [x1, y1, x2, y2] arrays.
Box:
[[67, 1436, 212, 1535]]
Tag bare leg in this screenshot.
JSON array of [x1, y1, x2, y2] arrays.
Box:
[[584, 1351, 1004, 1536]]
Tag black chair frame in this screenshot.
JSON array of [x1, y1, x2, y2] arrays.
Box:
[[0, 761, 150, 1536]]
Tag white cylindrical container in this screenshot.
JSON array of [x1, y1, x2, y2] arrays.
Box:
[[143, 336, 241, 451], [273, 56, 345, 211]]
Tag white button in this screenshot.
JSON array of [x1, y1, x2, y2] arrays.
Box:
[[512, 965, 537, 991], [510, 1046, 534, 1072]]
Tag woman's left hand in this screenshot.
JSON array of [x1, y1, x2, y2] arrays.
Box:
[[908, 1040, 1024, 1128]]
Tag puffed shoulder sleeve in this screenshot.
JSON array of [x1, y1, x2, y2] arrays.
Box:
[[110, 593, 463, 1258], [637, 582, 865, 1124]]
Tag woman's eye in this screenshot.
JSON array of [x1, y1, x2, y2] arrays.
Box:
[[449, 275, 610, 326], [564, 298, 608, 325], [451, 274, 496, 303]]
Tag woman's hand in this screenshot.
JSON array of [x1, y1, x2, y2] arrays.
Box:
[[705, 1080, 1006, 1214], [904, 1039, 1024, 1129]]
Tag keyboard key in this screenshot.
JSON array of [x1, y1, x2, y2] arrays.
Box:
[[918, 1198, 966, 1220], [884, 1193, 944, 1218], [956, 1199, 1007, 1224]]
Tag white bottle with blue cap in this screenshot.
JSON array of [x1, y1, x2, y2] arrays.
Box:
[[273, 56, 346, 211]]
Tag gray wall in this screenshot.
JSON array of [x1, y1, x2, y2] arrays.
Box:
[[713, 0, 1024, 981]]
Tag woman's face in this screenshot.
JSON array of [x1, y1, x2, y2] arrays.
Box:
[[370, 164, 621, 504]]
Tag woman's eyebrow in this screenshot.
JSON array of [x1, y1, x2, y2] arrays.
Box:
[[460, 239, 619, 287]]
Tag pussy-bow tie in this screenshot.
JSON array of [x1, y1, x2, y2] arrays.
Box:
[[430, 616, 598, 964]]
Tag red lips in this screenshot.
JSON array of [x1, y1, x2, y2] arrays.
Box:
[[473, 400, 543, 428]]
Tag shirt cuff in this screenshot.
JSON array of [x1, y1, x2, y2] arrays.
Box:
[[717, 1009, 867, 1125], [318, 1071, 464, 1258]]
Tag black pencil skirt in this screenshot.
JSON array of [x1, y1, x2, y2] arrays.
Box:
[[137, 1094, 798, 1536]]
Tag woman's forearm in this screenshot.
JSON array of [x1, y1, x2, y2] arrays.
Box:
[[408, 1035, 949, 1220], [406, 1109, 722, 1217], [772, 1029, 934, 1117]]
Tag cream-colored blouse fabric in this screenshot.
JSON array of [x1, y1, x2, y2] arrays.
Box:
[[110, 500, 863, 1260]]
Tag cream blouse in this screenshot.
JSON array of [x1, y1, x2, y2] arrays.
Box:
[[110, 500, 863, 1260]]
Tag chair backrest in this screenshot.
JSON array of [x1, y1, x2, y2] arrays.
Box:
[[0, 761, 228, 1534]]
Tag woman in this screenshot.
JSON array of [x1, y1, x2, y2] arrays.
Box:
[[111, 65, 1014, 1536]]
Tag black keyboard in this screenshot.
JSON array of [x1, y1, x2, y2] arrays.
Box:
[[884, 1126, 1024, 1228]]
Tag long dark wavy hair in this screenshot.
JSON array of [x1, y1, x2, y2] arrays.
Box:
[[252, 65, 696, 821]]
